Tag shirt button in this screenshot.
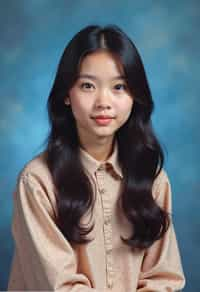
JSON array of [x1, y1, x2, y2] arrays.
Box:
[[104, 220, 109, 225], [104, 217, 110, 225], [98, 165, 105, 171], [99, 188, 106, 194], [107, 249, 112, 255]]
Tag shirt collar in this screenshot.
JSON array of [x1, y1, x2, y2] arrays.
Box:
[[79, 141, 123, 179]]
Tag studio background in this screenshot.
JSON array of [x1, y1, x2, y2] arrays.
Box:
[[0, 1, 199, 291]]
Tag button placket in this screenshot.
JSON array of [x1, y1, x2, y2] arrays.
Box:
[[96, 166, 115, 290]]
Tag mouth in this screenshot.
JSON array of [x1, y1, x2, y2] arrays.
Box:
[[91, 115, 115, 126]]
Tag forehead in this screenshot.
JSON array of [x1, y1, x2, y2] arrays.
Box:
[[78, 50, 125, 77]]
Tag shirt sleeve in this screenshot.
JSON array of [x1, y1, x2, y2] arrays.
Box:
[[11, 172, 109, 292], [136, 170, 186, 292]]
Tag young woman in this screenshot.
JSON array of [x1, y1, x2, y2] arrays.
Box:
[[8, 25, 185, 291]]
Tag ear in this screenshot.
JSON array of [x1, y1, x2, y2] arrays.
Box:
[[64, 97, 70, 105]]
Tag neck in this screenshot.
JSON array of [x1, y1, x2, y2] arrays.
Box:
[[80, 137, 115, 161]]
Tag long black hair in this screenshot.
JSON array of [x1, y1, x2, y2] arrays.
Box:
[[44, 24, 170, 250]]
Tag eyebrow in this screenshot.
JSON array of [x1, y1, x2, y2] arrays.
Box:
[[77, 74, 126, 81]]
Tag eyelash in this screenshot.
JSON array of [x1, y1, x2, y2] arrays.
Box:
[[80, 82, 127, 91]]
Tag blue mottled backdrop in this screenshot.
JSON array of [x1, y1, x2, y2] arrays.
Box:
[[0, 0, 199, 291]]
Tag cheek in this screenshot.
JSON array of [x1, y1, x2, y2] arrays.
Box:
[[117, 98, 134, 119], [71, 101, 85, 120], [69, 95, 92, 120]]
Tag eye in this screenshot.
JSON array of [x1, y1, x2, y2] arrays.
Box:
[[114, 83, 127, 91], [80, 82, 95, 90]]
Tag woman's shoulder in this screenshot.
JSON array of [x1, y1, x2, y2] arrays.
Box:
[[152, 168, 173, 212], [19, 150, 48, 175], [152, 168, 171, 199], [14, 151, 58, 218], [153, 168, 169, 190], [17, 151, 54, 191]]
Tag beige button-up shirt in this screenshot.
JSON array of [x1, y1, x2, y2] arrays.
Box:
[[8, 143, 185, 291]]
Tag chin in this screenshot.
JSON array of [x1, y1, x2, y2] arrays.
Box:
[[94, 130, 116, 138]]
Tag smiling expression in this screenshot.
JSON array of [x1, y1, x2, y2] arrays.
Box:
[[65, 50, 134, 146]]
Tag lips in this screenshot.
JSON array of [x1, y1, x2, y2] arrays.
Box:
[[91, 115, 114, 126], [92, 115, 114, 119]]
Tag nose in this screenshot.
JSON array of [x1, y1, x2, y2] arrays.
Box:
[[95, 88, 111, 110], [96, 104, 111, 110]]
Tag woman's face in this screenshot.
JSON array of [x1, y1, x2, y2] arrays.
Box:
[[65, 50, 134, 146]]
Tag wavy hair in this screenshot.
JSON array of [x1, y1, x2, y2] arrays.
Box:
[[44, 24, 170, 250]]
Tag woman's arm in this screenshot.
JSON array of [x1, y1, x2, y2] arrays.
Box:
[[8, 171, 109, 292], [137, 170, 186, 292]]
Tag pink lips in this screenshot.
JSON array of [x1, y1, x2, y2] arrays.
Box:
[[92, 115, 114, 126]]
